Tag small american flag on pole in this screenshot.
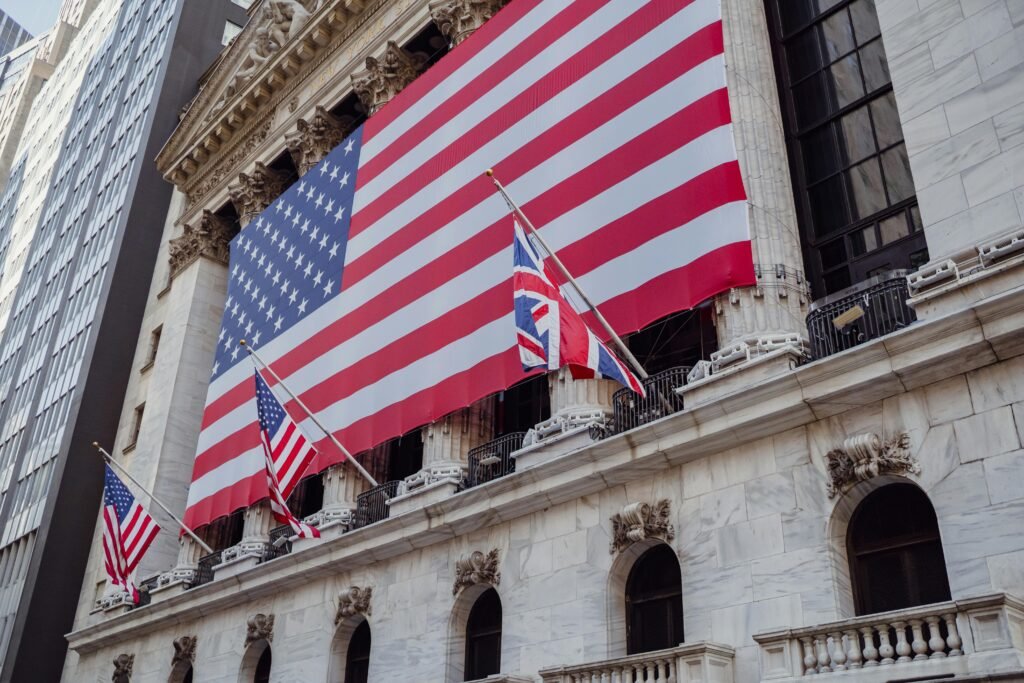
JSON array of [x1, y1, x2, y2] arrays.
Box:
[[102, 465, 160, 603], [254, 369, 320, 538]]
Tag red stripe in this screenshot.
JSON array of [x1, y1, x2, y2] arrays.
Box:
[[120, 505, 145, 556], [361, 0, 544, 142], [270, 422, 297, 461], [517, 333, 547, 361]]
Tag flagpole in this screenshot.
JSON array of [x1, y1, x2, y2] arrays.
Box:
[[486, 169, 649, 379], [240, 340, 380, 489], [93, 443, 214, 554]]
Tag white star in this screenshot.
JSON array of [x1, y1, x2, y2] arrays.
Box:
[[288, 289, 298, 305], [323, 279, 334, 297], [279, 236, 288, 252], [225, 335, 234, 350], [272, 270, 281, 285], [291, 212, 301, 227], [251, 285, 260, 301], [218, 328, 225, 342], [245, 320, 253, 335], [212, 361, 220, 376], [329, 165, 339, 181], [295, 252, 304, 269], [256, 216, 265, 231], [298, 180, 306, 195], [232, 264, 239, 278], [315, 193, 324, 209], [298, 298, 308, 314], [270, 230, 279, 245], [238, 311, 247, 327], [275, 199, 284, 213], [319, 161, 330, 176], [258, 295, 267, 311], [252, 331, 262, 346], [309, 225, 319, 242], [231, 347, 240, 361], [329, 242, 340, 259], [300, 219, 310, 235], [231, 302, 239, 318], [257, 253, 266, 269], [334, 206, 346, 222], [284, 204, 293, 219], [305, 185, 315, 201], [303, 261, 313, 278], [274, 316, 284, 332], [344, 138, 355, 154], [324, 198, 334, 215], [313, 270, 323, 286], [319, 234, 328, 250], [264, 261, 273, 277], [340, 171, 350, 187], [280, 279, 290, 296], [243, 278, 252, 294], [286, 246, 295, 262], [251, 247, 261, 263], [266, 304, 276, 320]]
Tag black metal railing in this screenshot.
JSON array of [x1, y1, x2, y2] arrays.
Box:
[[352, 480, 402, 529], [467, 432, 526, 488], [806, 270, 915, 361], [266, 525, 294, 558], [607, 366, 690, 436], [191, 550, 223, 588]]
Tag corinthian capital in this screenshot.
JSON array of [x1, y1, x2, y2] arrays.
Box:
[[228, 162, 292, 226], [168, 211, 236, 278], [285, 106, 351, 175], [429, 0, 506, 47], [351, 42, 425, 116]]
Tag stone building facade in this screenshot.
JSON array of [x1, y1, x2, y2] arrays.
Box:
[[61, 0, 1024, 682]]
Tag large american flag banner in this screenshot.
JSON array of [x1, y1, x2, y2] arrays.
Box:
[[185, 0, 754, 529], [102, 465, 160, 603]]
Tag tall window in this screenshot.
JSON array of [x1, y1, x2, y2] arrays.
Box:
[[254, 646, 271, 683], [464, 588, 502, 681], [626, 544, 684, 655], [345, 621, 371, 683], [765, 0, 927, 297], [847, 484, 951, 615]]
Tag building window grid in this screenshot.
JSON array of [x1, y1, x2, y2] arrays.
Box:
[[766, 0, 925, 296]]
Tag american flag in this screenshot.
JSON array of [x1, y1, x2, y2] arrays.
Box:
[[102, 465, 160, 603], [255, 369, 320, 538], [185, 0, 753, 529], [513, 220, 645, 395]]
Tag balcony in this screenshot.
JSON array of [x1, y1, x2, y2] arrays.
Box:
[[467, 432, 526, 488], [538, 642, 735, 683], [596, 366, 689, 439], [352, 480, 402, 528], [806, 270, 916, 361], [754, 593, 1024, 683]]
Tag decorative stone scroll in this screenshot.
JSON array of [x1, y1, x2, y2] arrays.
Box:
[[172, 635, 196, 667], [351, 42, 425, 115], [112, 653, 134, 683], [429, 0, 507, 46], [168, 210, 236, 277], [228, 162, 292, 225], [245, 613, 275, 646], [286, 106, 351, 175], [336, 586, 373, 624], [453, 549, 500, 596], [826, 432, 917, 498], [609, 500, 675, 554]]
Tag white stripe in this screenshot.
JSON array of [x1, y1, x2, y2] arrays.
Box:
[[196, 120, 735, 461]]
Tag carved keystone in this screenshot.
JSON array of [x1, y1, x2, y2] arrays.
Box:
[[336, 586, 373, 624], [112, 653, 134, 683], [172, 635, 196, 666], [610, 499, 675, 554], [826, 432, 917, 498], [453, 549, 500, 595], [245, 613, 275, 646]]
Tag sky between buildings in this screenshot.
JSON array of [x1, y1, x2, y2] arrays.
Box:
[[0, 0, 62, 36]]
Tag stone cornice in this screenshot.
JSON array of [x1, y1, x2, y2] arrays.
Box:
[[65, 284, 1024, 654]]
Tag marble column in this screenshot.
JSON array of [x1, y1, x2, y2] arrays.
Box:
[[228, 162, 292, 228], [540, 367, 617, 438], [351, 42, 425, 116], [410, 400, 494, 488], [241, 500, 274, 544], [710, 0, 809, 372], [429, 0, 507, 47], [285, 106, 350, 176], [319, 462, 368, 527]]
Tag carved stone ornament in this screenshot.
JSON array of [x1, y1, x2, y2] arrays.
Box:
[[351, 42, 425, 115], [112, 653, 134, 683], [430, 0, 507, 46], [453, 549, 500, 596], [168, 210, 235, 277], [826, 432, 918, 498], [610, 500, 675, 554], [286, 106, 350, 175], [228, 161, 292, 224], [172, 635, 196, 666], [335, 586, 373, 624], [245, 613, 275, 646]]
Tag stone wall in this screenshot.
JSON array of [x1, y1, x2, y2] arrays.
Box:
[[62, 351, 1024, 682]]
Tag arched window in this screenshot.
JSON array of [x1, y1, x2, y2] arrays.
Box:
[[848, 483, 951, 615], [345, 620, 371, 683], [464, 588, 502, 681], [625, 544, 684, 655], [169, 661, 193, 683], [254, 647, 271, 683]]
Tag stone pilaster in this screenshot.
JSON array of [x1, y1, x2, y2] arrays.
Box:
[[228, 162, 292, 227], [351, 42, 425, 116], [241, 500, 274, 543], [429, 0, 506, 47], [415, 400, 493, 486], [167, 210, 235, 279], [536, 368, 616, 438], [285, 106, 350, 176], [710, 0, 809, 372], [319, 462, 367, 527]]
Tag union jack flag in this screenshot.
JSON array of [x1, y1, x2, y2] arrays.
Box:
[[513, 220, 645, 395], [102, 465, 160, 603], [255, 370, 320, 538]]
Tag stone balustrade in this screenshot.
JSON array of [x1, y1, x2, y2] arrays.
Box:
[[539, 642, 735, 683], [754, 593, 1024, 682]]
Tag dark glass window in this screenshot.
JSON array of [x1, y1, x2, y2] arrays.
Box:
[[254, 646, 271, 683], [203, 509, 244, 551], [625, 307, 717, 374], [847, 484, 952, 616], [765, 0, 927, 297], [495, 374, 550, 435], [465, 588, 502, 681], [287, 474, 324, 519], [626, 544, 684, 655], [345, 621, 371, 683]]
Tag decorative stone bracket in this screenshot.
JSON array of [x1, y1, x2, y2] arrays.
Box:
[[336, 586, 373, 624], [112, 653, 134, 683], [286, 106, 350, 175], [228, 161, 292, 226], [245, 613, 275, 646], [168, 210, 235, 278], [453, 549, 500, 596], [610, 499, 675, 554], [825, 432, 917, 498], [351, 41, 424, 115], [172, 635, 196, 667], [429, 0, 507, 47]]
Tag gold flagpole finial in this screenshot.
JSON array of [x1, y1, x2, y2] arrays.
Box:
[[239, 339, 247, 347], [485, 168, 494, 177]]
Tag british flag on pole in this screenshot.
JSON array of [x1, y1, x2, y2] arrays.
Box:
[[184, 0, 754, 529]]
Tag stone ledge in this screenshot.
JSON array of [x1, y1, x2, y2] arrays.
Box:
[[65, 286, 1024, 655]]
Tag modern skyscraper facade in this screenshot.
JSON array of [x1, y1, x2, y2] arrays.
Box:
[[57, 0, 1024, 682], [0, 12, 31, 60], [0, 0, 245, 680]]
